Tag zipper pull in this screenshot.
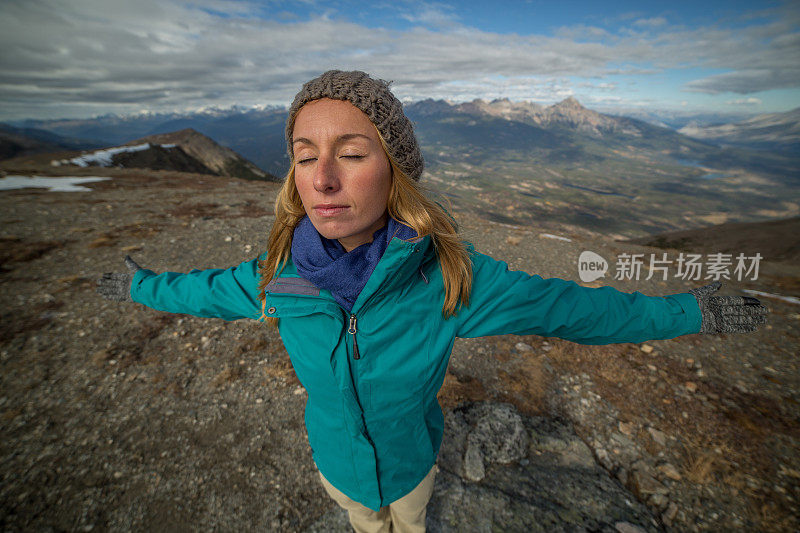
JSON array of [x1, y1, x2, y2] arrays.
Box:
[[348, 314, 360, 360]]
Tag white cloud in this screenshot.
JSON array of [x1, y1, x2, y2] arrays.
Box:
[[0, 0, 797, 119], [634, 17, 667, 27], [398, 2, 460, 29], [578, 82, 618, 91], [725, 97, 762, 106]]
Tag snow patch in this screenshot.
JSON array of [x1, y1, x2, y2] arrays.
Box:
[[0, 175, 110, 192], [742, 289, 800, 306], [56, 143, 178, 168], [540, 233, 572, 242]]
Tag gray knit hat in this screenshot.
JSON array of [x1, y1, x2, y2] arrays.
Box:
[[286, 70, 424, 181]]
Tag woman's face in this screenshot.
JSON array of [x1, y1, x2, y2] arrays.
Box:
[[292, 98, 392, 252]]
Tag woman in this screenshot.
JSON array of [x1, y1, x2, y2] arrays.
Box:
[[97, 70, 768, 533]]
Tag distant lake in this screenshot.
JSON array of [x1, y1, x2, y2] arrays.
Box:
[[674, 159, 730, 179], [562, 181, 635, 199], [0, 175, 110, 192], [674, 158, 702, 167]]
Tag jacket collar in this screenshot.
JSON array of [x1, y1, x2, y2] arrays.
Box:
[[271, 234, 433, 314]]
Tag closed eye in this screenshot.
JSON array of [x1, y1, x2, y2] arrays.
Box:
[[297, 157, 316, 165]]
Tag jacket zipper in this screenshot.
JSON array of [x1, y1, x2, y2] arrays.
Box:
[[346, 246, 422, 361], [348, 314, 361, 360]]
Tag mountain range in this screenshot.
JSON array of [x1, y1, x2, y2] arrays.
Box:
[[0, 123, 102, 160], [679, 108, 800, 156], [9, 100, 799, 177], [3, 99, 798, 238]]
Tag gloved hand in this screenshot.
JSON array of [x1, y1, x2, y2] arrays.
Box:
[[689, 281, 768, 334], [96, 255, 142, 302]]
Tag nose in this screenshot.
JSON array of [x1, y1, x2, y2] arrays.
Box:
[[313, 155, 340, 193]]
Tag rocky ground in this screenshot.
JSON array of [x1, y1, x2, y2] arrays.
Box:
[[1, 167, 798, 532]]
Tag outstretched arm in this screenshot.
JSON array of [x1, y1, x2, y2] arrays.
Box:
[[97, 254, 264, 321], [455, 251, 768, 344]]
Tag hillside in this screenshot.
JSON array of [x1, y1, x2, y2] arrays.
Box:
[[39, 129, 278, 182], [17, 108, 290, 176], [128, 129, 278, 182], [0, 124, 100, 160], [624, 216, 800, 267], [405, 99, 800, 238], [0, 166, 797, 531], [679, 108, 800, 155]]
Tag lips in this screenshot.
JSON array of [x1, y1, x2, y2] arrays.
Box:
[[314, 204, 349, 217]]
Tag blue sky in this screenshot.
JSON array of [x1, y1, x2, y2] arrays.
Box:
[[0, 0, 798, 121]]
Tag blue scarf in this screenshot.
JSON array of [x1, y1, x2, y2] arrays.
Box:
[[292, 215, 417, 312]]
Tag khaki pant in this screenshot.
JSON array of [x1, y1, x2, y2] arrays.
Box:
[[318, 464, 438, 533]]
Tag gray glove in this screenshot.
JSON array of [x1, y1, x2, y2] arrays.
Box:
[[689, 281, 768, 334], [96, 256, 142, 302]]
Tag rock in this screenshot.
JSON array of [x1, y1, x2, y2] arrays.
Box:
[[685, 382, 698, 393], [464, 441, 486, 481], [647, 427, 666, 447], [629, 469, 668, 499], [619, 421, 635, 436], [647, 492, 668, 510], [514, 342, 534, 353], [640, 344, 654, 354], [615, 522, 647, 533], [428, 402, 660, 532], [661, 501, 679, 526], [594, 447, 614, 470], [657, 463, 682, 481], [610, 432, 635, 449], [461, 403, 528, 481], [529, 418, 595, 469]]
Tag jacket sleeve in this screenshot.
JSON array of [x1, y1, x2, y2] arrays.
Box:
[[455, 250, 702, 344], [129, 254, 265, 321]]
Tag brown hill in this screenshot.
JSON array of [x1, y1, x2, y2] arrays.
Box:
[[0, 124, 98, 160], [128, 129, 279, 181], [678, 108, 800, 154], [622, 216, 800, 265]]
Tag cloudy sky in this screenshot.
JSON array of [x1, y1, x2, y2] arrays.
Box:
[[1, 0, 798, 121]]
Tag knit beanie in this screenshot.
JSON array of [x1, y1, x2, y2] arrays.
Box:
[[285, 70, 424, 182]]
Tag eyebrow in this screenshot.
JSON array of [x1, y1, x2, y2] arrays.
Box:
[[292, 133, 372, 146]]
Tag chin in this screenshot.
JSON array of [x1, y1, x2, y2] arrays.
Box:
[[308, 219, 349, 240]]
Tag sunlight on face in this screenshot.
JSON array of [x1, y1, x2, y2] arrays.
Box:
[[292, 98, 392, 252]]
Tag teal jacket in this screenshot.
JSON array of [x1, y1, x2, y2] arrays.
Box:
[[130, 235, 702, 511]]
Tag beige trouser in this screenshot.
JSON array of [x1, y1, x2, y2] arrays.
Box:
[[318, 464, 438, 533]]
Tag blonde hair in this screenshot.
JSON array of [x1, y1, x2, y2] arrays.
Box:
[[258, 128, 472, 325]]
